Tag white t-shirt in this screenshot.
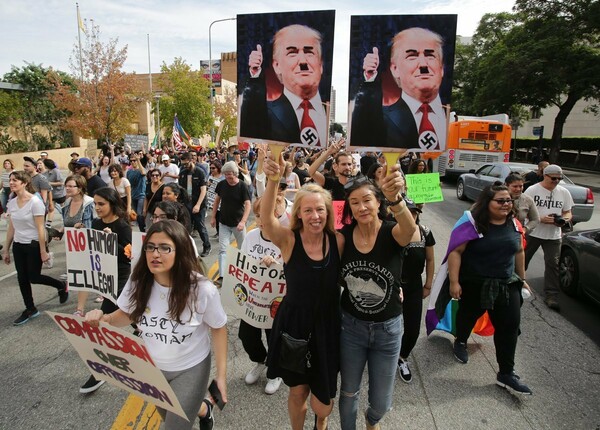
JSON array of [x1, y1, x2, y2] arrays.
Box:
[[111, 177, 131, 198], [240, 228, 283, 263], [7, 195, 46, 244], [117, 274, 227, 371], [99, 166, 112, 184], [159, 164, 180, 184], [524, 183, 573, 240]]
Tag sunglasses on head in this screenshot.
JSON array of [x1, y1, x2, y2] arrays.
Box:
[[343, 175, 370, 190]]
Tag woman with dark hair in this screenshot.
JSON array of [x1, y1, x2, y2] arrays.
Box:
[[407, 158, 428, 175], [95, 154, 113, 184], [448, 183, 533, 394], [86, 220, 228, 430], [161, 183, 192, 232], [338, 171, 416, 430], [2, 171, 68, 326], [504, 173, 539, 235], [79, 187, 132, 394], [366, 162, 385, 189], [143, 168, 164, 227], [261, 156, 344, 430], [108, 163, 131, 217], [396, 198, 436, 384]]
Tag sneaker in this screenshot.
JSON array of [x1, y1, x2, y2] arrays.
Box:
[[453, 340, 468, 364], [13, 308, 41, 326], [201, 247, 211, 257], [496, 372, 532, 395], [73, 309, 84, 318], [397, 358, 412, 383], [199, 399, 214, 430], [264, 377, 282, 394], [545, 296, 561, 312], [80, 375, 105, 394], [245, 362, 266, 385]]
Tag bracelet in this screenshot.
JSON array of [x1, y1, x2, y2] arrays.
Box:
[[385, 196, 404, 206], [391, 205, 406, 217]]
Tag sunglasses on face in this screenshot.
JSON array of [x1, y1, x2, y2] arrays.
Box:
[[492, 198, 514, 205], [151, 174, 160, 177], [546, 175, 562, 181]]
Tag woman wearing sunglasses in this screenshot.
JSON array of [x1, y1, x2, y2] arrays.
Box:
[[447, 183, 533, 395], [86, 220, 227, 430]]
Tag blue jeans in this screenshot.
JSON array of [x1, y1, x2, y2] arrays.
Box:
[[132, 197, 146, 232], [217, 223, 246, 278], [190, 205, 210, 250], [339, 311, 403, 430]]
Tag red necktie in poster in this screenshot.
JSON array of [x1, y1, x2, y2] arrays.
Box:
[[418, 103, 439, 150], [300, 99, 320, 147]]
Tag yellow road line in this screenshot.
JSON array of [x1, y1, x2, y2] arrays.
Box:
[[111, 223, 255, 428]]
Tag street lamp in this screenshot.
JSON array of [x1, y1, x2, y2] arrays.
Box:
[[209, 17, 236, 141], [154, 94, 161, 148]]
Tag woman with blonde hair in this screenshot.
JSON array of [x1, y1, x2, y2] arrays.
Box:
[[261, 156, 344, 430]]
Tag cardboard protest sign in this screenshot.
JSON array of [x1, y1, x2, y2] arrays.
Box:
[[221, 247, 286, 329], [48, 312, 187, 420], [131, 231, 146, 269], [347, 15, 457, 153], [64, 227, 119, 303], [237, 10, 335, 149], [406, 173, 443, 203], [333, 200, 345, 230]]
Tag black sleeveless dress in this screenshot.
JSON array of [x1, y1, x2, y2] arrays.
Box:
[[267, 230, 341, 405]]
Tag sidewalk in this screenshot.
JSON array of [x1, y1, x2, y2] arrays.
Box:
[[562, 167, 600, 193]]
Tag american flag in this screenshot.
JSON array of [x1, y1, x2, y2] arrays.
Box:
[[172, 114, 191, 150]]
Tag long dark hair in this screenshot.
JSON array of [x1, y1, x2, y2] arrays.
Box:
[[129, 220, 203, 323], [408, 158, 429, 174], [471, 182, 514, 234], [163, 182, 190, 205], [154, 200, 192, 232], [93, 187, 125, 219]]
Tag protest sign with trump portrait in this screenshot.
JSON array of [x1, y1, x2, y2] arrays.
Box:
[[237, 10, 335, 150], [348, 15, 457, 153]]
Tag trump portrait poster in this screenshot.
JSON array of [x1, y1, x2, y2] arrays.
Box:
[[348, 15, 457, 153], [237, 10, 335, 149]]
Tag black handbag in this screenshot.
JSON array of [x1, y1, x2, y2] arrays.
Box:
[[279, 332, 312, 374]]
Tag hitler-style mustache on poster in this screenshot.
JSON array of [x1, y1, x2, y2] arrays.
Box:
[[64, 227, 119, 303], [221, 247, 286, 330], [237, 10, 335, 150], [48, 312, 188, 420], [347, 15, 457, 153]]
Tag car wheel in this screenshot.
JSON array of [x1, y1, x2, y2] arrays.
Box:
[[559, 248, 579, 297], [456, 180, 467, 201]]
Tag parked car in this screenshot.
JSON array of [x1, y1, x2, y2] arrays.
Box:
[[456, 162, 594, 224], [559, 229, 600, 305]]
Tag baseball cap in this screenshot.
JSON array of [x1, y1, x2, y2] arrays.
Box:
[[23, 156, 37, 165], [74, 157, 93, 168], [544, 165, 563, 176], [161, 154, 170, 161]]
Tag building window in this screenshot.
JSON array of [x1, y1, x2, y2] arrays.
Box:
[[530, 107, 541, 119]]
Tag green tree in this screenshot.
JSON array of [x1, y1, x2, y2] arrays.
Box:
[[214, 86, 237, 145], [2, 63, 73, 149], [51, 23, 143, 143], [460, 1, 600, 162], [158, 58, 212, 140]]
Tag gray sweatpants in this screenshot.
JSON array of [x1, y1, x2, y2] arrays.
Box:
[[524, 235, 561, 299], [156, 354, 211, 430]]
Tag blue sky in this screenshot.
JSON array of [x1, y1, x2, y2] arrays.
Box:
[[0, 0, 515, 121]]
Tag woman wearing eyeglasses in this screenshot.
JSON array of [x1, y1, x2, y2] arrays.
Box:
[[338, 169, 416, 430], [86, 220, 227, 430], [78, 187, 132, 394], [143, 168, 164, 227], [447, 183, 533, 395]]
